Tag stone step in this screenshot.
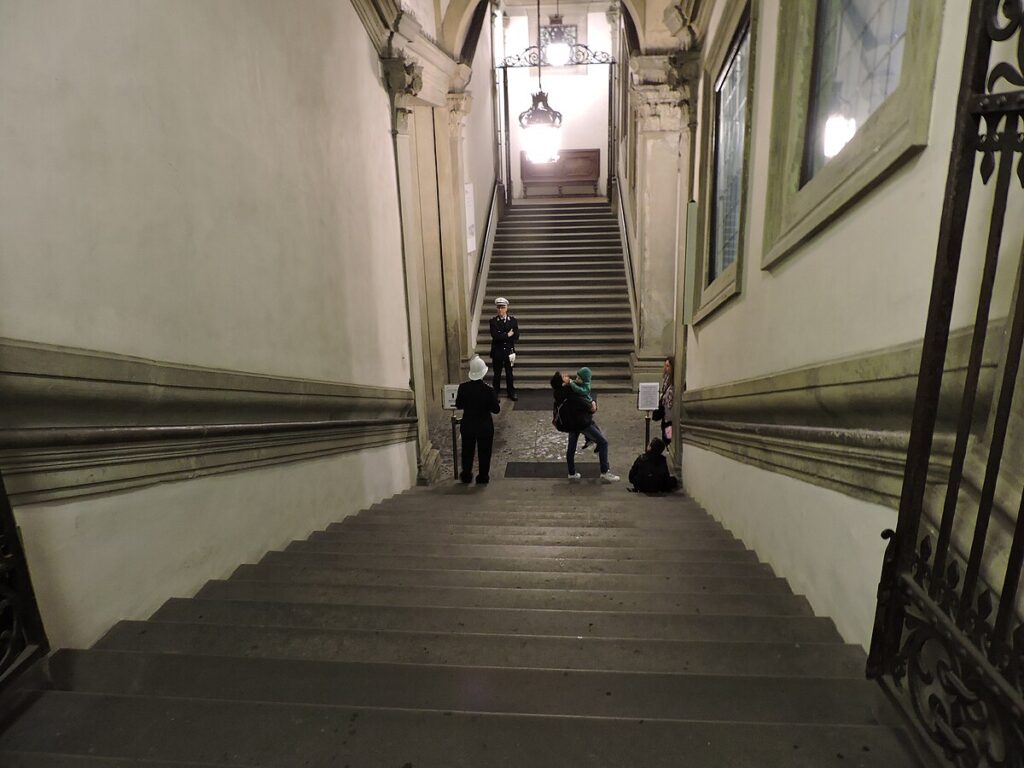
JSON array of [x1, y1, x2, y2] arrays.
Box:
[[153, 597, 841, 641], [47, 649, 893, 725], [477, 312, 631, 324], [0, 691, 924, 767], [1, 754, 213, 767], [282, 539, 756, 562], [512, 343, 634, 355], [355, 508, 712, 525], [245, 557, 780, 594], [281, 547, 757, 577], [260, 550, 773, 581], [195, 579, 815, 615], [487, 275, 628, 285], [489, 297, 630, 308], [94, 621, 865, 677], [330, 518, 728, 536], [497, 225, 620, 235], [487, 267, 627, 277], [304, 528, 733, 549], [484, 283, 629, 294], [494, 236, 621, 246]]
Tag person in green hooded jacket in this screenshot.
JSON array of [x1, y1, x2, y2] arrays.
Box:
[[563, 367, 619, 483]]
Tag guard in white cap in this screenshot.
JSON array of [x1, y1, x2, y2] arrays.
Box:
[[488, 297, 519, 401], [455, 356, 500, 484]]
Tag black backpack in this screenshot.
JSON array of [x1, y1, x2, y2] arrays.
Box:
[[629, 453, 677, 493]]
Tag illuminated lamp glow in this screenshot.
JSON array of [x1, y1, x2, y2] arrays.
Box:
[[546, 40, 572, 67], [823, 114, 858, 159]]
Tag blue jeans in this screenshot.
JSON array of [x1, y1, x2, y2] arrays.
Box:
[[567, 423, 609, 474]]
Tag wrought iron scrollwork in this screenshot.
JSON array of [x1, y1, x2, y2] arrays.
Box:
[[0, 472, 46, 688], [986, 0, 1024, 91], [501, 44, 615, 68], [892, 587, 1024, 768]]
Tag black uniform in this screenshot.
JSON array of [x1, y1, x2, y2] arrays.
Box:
[[489, 313, 520, 397], [455, 379, 501, 483]]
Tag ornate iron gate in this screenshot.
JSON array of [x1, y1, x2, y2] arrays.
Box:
[[867, 1, 1024, 765], [0, 471, 47, 690]]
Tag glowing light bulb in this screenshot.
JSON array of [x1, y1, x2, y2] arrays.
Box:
[[524, 125, 561, 164], [546, 41, 572, 67], [823, 114, 858, 159]]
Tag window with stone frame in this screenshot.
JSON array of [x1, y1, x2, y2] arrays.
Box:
[[761, 0, 941, 269], [692, 1, 756, 324], [709, 21, 751, 283], [802, 0, 910, 182]]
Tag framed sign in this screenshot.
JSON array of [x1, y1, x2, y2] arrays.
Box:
[[637, 382, 660, 411], [442, 384, 460, 410]]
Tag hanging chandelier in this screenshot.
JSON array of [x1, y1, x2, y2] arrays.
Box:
[[519, 0, 563, 163], [545, 4, 572, 67]]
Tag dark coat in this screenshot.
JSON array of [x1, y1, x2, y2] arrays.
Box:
[[456, 379, 500, 426], [628, 452, 678, 493], [489, 314, 520, 359], [552, 385, 593, 433]]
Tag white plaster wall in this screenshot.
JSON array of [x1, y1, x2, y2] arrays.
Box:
[[15, 441, 417, 649], [505, 12, 612, 198], [464, 18, 497, 299], [685, 0, 1024, 391], [683, 445, 895, 650], [0, 0, 411, 390]]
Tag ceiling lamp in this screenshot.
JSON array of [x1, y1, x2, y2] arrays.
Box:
[[520, 0, 563, 164], [545, 9, 572, 67]]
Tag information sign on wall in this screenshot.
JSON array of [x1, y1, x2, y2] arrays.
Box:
[[637, 382, 660, 411], [442, 384, 460, 410]]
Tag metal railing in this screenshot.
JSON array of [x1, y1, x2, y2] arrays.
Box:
[[0, 469, 48, 691], [867, 1, 1024, 765]]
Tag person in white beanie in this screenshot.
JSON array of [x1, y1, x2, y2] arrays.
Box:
[[488, 297, 519, 401], [455, 355, 501, 484]]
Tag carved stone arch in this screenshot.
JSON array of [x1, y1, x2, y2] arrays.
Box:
[[442, 0, 647, 59], [440, 0, 482, 57]]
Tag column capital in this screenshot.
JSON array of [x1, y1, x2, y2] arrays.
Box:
[[446, 92, 473, 138]]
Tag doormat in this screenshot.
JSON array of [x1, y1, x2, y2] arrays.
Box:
[[504, 462, 602, 478], [510, 391, 554, 411]]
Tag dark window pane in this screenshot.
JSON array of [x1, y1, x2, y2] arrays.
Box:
[[710, 25, 750, 283]]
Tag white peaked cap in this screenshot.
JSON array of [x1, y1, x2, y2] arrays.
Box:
[[495, 297, 509, 307]]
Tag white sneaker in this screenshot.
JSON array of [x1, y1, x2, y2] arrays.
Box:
[[600, 472, 620, 483], [567, 472, 582, 481]]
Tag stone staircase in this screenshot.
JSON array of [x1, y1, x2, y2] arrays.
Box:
[[0, 481, 924, 766], [479, 201, 634, 390]]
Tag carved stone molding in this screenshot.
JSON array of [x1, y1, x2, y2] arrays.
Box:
[[629, 54, 672, 86], [447, 92, 473, 137], [383, 55, 424, 101], [0, 339, 417, 504], [632, 83, 687, 133]]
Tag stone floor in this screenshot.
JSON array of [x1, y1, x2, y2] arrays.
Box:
[[428, 391, 659, 481]]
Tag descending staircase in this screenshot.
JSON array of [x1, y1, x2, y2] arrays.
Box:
[[479, 201, 634, 390], [0, 482, 923, 766]]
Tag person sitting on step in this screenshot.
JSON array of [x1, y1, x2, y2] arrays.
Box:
[[628, 438, 679, 494]]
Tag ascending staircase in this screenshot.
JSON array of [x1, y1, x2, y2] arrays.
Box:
[[0, 482, 923, 766], [479, 201, 634, 390]]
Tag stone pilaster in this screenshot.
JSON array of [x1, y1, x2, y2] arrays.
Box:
[[628, 56, 689, 386], [385, 60, 442, 484]]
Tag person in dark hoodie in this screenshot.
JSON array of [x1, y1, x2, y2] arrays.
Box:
[[628, 437, 679, 493], [456, 356, 501, 484], [551, 370, 619, 484]]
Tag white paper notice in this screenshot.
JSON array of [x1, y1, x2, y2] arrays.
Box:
[[443, 384, 460, 410], [637, 382, 660, 411]]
